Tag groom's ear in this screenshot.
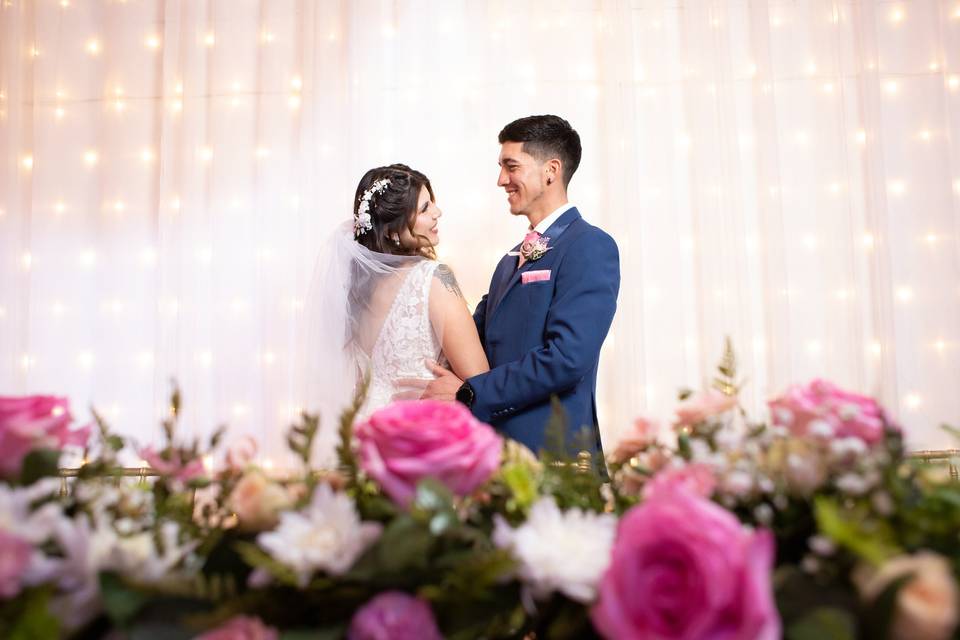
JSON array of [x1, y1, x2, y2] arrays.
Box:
[[545, 158, 563, 185]]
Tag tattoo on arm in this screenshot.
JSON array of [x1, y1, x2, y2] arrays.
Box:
[[435, 264, 464, 299]]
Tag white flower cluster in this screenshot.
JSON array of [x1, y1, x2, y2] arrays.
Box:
[[353, 178, 390, 238], [493, 497, 617, 604], [257, 484, 382, 587]]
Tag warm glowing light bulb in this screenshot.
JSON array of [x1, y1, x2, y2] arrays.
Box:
[[145, 35, 160, 49], [895, 286, 913, 302], [855, 129, 867, 144], [204, 33, 216, 47], [54, 201, 66, 214], [288, 94, 301, 109], [21, 155, 33, 169], [889, 8, 904, 23], [862, 233, 875, 249], [113, 200, 125, 213], [21, 252, 32, 269], [888, 180, 906, 196], [199, 146, 213, 162], [291, 76, 302, 90], [83, 150, 98, 166], [822, 82, 834, 93], [86, 39, 100, 55], [904, 393, 922, 409], [55, 106, 65, 119], [77, 351, 95, 370], [141, 148, 154, 162], [948, 76, 960, 91], [918, 129, 932, 141], [884, 80, 898, 94]]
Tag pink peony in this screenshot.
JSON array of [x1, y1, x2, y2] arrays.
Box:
[[768, 378, 886, 445], [0, 529, 32, 599], [0, 395, 91, 478], [674, 389, 738, 426], [591, 487, 780, 640], [139, 446, 205, 482], [348, 591, 443, 640], [643, 462, 717, 500], [196, 615, 279, 640], [355, 400, 502, 507]]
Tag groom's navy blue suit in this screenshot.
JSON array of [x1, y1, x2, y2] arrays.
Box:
[[467, 207, 620, 454]]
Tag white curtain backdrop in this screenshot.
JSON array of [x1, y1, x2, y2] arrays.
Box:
[[1, 0, 958, 464]]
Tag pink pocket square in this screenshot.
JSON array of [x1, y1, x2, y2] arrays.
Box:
[[522, 270, 551, 284]]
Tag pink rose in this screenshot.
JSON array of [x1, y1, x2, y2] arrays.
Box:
[[768, 378, 886, 445], [139, 446, 205, 482], [591, 488, 780, 640], [196, 615, 278, 640], [227, 471, 293, 532], [610, 415, 660, 464], [674, 389, 738, 426], [0, 395, 91, 478], [355, 400, 502, 506], [348, 591, 443, 640], [0, 529, 32, 599], [643, 462, 717, 500]]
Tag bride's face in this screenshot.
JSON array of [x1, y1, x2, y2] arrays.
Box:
[[399, 185, 442, 249]]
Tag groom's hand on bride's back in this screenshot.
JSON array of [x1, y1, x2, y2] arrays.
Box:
[[392, 360, 463, 403]]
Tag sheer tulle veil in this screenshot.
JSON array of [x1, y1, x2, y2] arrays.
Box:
[[295, 220, 440, 465]]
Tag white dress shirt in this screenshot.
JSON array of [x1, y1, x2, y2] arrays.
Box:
[[532, 203, 576, 234]]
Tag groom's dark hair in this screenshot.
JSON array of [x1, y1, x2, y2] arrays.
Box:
[[498, 115, 581, 188]]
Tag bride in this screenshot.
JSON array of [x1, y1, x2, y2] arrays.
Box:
[[300, 164, 489, 447]]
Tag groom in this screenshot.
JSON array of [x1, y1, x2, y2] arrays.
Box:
[[423, 115, 620, 455]]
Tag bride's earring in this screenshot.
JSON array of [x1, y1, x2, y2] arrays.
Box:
[[392, 234, 401, 247]]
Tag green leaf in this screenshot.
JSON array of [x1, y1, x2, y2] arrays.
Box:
[[785, 607, 856, 640], [501, 463, 538, 511], [5, 587, 60, 640], [100, 572, 150, 628], [813, 497, 899, 564], [234, 541, 301, 587], [376, 516, 432, 573], [337, 373, 369, 486], [541, 396, 571, 461], [19, 448, 61, 485]]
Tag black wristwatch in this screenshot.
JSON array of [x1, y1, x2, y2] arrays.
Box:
[[455, 381, 476, 407]]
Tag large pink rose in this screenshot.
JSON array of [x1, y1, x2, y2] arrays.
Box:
[[768, 378, 886, 444], [674, 389, 738, 426], [196, 615, 278, 640], [355, 400, 502, 506], [348, 591, 443, 640], [0, 395, 91, 478], [138, 446, 205, 482], [0, 529, 32, 599], [591, 488, 780, 640]]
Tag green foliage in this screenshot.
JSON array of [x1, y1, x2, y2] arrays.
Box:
[[814, 497, 900, 565], [234, 542, 302, 588], [0, 587, 60, 640], [785, 607, 856, 640], [500, 461, 538, 513], [287, 412, 320, 468], [337, 374, 369, 489], [18, 449, 60, 486]]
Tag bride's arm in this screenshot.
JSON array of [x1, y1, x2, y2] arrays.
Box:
[[429, 264, 490, 380]]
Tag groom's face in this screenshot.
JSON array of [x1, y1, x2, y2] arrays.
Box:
[[497, 142, 547, 217]]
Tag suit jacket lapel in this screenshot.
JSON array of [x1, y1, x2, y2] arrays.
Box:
[[488, 207, 582, 321]]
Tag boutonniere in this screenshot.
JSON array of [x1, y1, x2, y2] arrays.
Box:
[[519, 231, 552, 262]]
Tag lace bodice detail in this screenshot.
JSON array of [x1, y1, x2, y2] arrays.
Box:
[[360, 261, 443, 418]]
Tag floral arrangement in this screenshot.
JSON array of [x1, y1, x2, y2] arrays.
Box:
[[1, 345, 959, 640]]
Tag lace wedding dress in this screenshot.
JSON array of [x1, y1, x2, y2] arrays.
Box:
[[358, 260, 444, 419]]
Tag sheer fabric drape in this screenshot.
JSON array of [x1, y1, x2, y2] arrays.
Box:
[[1, 0, 957, 462]]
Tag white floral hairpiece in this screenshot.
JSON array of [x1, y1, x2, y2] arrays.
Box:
[[354, 178, 391, 237]]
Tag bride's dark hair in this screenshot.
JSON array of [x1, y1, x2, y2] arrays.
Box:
[[353, 164, 436, 259]]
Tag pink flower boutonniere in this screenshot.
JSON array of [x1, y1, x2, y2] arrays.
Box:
[[520, 231, 552, 262]]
